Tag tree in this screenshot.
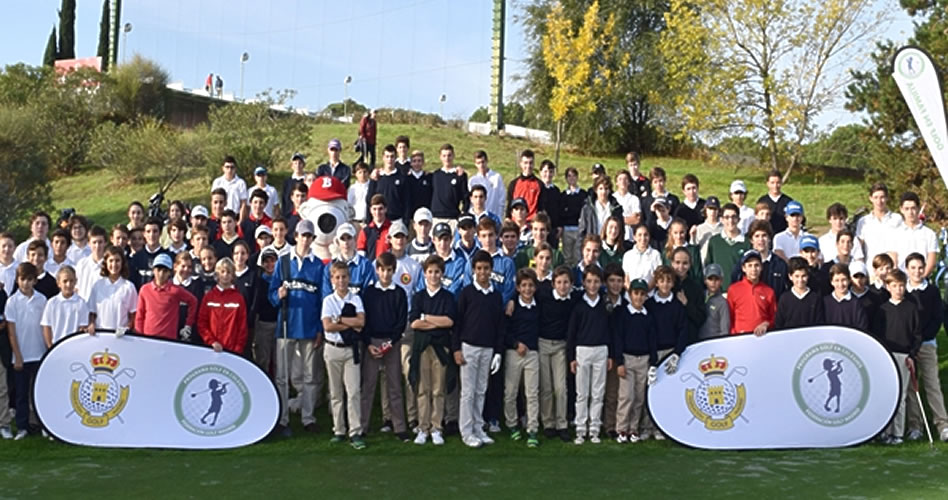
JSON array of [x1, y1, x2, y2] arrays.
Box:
[[0, 107, 53, 238], [108, 55, 171, 122], [541, 0, 623, 165], [43, 26, 57, 67], [658, 0, 886, 182], [469, 106, 490, 123], [58, 0, 76, 60], [97, 0, 111, 72]]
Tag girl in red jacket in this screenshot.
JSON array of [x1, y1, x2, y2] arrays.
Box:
[[198, 257, 247, 353]]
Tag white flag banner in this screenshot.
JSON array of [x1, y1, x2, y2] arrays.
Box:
[[893, 46, 948, 188]]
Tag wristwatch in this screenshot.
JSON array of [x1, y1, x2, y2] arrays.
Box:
[[420, 313, 426, 322], [332, 315, 340, 324]]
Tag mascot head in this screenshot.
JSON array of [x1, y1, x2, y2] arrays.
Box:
[[298, 176, 352, 250]]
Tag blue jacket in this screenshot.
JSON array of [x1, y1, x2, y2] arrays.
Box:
[[462, 250, 516, 303], [415, 249, 468, 298], [269, 252, 324, 339], [321, 254, 376, 297]]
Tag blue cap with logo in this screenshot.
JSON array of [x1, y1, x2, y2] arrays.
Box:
[[785, 200, 803, 216], [152, 253, 173, 270], [800, 234, 819, 251]]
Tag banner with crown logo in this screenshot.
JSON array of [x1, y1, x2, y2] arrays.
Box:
[[34, 332, 279, 449], [648, 327, 900, 450]]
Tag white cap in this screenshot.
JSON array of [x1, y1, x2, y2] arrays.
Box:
[[413, 207, 433, 224], [191, 205, 209, 218], [336, 223, 356, 239], [730, 180, 747, 194], [254, 225, 273, 239], [848, 260, 868, 277]]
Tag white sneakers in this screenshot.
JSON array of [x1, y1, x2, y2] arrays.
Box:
[[0, 427, 12, 440], [589, 434, 601, 444], [477, 433, 495, 445], [906, 429, 924, 441], [413, 430, 428, 445], [615, 432, 628, 444], [463, 436, 482, 448], [14, 429, 27, 441], [431, 430, 445, 445], [574, 433, 585, 445]]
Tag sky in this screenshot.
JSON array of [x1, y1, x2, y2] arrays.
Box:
[[0, 0, 921, 128]]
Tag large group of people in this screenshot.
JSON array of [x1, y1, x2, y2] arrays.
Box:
[[1, 134, 945, 449]]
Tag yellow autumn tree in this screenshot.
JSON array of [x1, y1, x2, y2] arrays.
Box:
[[542, 0, 621, 165], [658, 0, 886, 181]]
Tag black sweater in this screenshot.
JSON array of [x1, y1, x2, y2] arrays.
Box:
[[410, 288, 457, 338], [646, 295, 688, 355], [757, 193, 793, 234], [673, 198, 706, 231], [908, 283, 943, 342], [561, 188, 586, 227], [775, 289, 825, 330], [405, 171, 433, 218], [539, 184, 562, 229], [537, 287, 577, 341], [612, 305, 657, 366], [567, 295, 612, 362], [823, 294, 869, 333], [871, 299, 921, 356], [505, 299, 540, 351], [362, 284, 408, 342], [453, 285, 505, 352], [367, 170, 412, 221], [430, 170, 469, 219]]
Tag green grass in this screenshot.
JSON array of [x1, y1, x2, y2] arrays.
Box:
[[51, 123, 870, 234]]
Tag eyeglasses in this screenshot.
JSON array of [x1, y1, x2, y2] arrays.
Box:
[[721, 215, 739, 220]]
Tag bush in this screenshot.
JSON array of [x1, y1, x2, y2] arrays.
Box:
[[107, 55, 171, 122], [88, 117, 205, 187], [0, 107, 52, 237]]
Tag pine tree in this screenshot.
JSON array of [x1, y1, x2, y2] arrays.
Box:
[[97, 0, 111, 71], [57, 0, 76, 60], [43, 26, 58, 67]]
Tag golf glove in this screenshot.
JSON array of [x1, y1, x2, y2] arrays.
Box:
[[179, 325, 193, 341], [490, 354, 502, 375], [115, 326, 127, 338], [665, 354, 680, 374], [647, 366, 658, 386]]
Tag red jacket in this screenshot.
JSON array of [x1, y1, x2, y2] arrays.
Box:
[[507, 175, 543, 220], [359, 116, 377, 145], [198, 285, 248, 354], [726, 278, 776, 334], [135, 281, 198, 339]]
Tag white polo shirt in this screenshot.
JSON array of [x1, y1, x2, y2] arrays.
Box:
[[45, 256, 74, 277], [898, 222, 938, 269], [75, 254, 103, 301], [211, 175, 249, 214], [855, 211, 903, 263], [41, 293, 91, 343], [622, 245, 662, 285], [66, 243, 92, 264], [0, 259, 17, 296], [89, 277, 138, 329], [320, 291, 365, 344], [613, 191, 642, 240], [469, 169, 506, 218], [13, 237, 51, 263], [773, 229, 809, 259], [4, 290, 48, 362], [819, 230, 865, 264]]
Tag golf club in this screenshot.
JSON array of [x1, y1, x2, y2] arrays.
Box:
[[909, 361, 934, 450]]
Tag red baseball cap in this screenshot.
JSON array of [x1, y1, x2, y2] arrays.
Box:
[[307, 176, 346, 201]]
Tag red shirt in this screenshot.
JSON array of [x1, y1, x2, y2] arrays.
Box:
[[135, 281, 198, 339], [726, 278, 776, 334], [508, 175, 543, 220], [356, 219, 392, 258], [359, 116, 377, 145], [198, 285, 248, 353]]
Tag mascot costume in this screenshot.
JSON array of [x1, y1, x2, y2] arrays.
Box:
[[298, 176, 352, 261]]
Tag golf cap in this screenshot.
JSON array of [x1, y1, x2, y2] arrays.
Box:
[[291, 152, 306, 163], [327, 138, 342, 151], [336, 223, 356, 239], [651, 196, 669, 210], [254, 225, 273, 239], [800, 234, 819, 251], [740, 249, 762, 266], [629, 279, 648, 292], [705, 196, 721, 210], [457, 214, 476, 228], [389, 220, 409, 238], [591, 163, 606, 175], [296, 219, 315, 236], [704, 263, 724, 279], [730, 180, 747, 194], [152, 253, 173, 270], [413, 207, 433, 224], [191, 205, 209, 218], [849, 261, 868, 277], [511, 197, 528, 210], [785, 200, 804, 216], [433, 222, 453, 238], [254, 166, 268, 176], [260, 248, 278, 261]]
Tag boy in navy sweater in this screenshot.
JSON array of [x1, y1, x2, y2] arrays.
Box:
[[405, 150, 433, 218], [643, 265, 686, 440], [903, 253, 948, 442], [536, 265, 577, 441], [453, 250, 505, 448], [367, 145, 412, 222], [430, 144, 469, 228], [568, 265, 612, 444], [613, 278, 657, 443], [823, 263, 868, 333], [560, 167, 586, 268], [408, 255, 457, 446], [360, 253, 411, 442], [775, 257, 825, 330], [503, 268, 542, 447]]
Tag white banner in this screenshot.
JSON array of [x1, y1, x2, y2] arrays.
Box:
[[648, 327, 900, 449], [34, 332, 279, 449], [893, 46, 948, 189]]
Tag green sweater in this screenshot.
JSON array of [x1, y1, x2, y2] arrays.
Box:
[[703, 234, 750, 291]]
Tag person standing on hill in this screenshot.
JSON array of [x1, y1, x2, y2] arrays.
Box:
[[359, 110, 378, 168]]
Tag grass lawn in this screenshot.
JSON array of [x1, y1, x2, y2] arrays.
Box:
[[51, 123, 870, 235]]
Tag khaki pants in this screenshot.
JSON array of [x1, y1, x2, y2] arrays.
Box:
[[642, 348, 671, 433], [539, 338, 568, 430], [291, 341, 326, 409], [324, 343, 362, 437], [0, 361, 9, 427], [252, 319, 276, 374], [603, 366, 619, 434], [616, 354, 649, 434], [459, 343, 493, 440], [275, 338, 316, 426], [400, 329, 417, 424], [416, 345, 446, 433], [888, 352, 911, 438], [361, 339, 406, 433], [504, 349, 539, 433], [574, 345, 608, 436], [906, 342, 948, 433]]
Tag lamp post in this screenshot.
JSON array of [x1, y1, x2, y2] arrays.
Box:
[[439, 93, 447, 119], [239, 52, 250, 100], [344, 75, 352, 118], [122, 23, 132, 63]]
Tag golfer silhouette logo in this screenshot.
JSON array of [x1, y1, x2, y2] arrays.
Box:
[[897, 49, 925, 79], [175, 365, 251, 436], [793, 344, 869, 427]]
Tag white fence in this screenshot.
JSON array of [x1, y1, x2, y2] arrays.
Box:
[[467, 122, 554, 145]]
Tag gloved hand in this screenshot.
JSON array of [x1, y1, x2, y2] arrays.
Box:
[[115, 326, 127, 338], [647, 366, 658, 386], [179, 325, 193, 341], [665, 354, 680, 374], [490, 353, 502, 375]]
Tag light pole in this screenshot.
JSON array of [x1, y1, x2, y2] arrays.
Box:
[[344, 75, 352, 118], [439, 93, 447, 119], [239, 52, 250, 100], [122, 23, 132, 63]]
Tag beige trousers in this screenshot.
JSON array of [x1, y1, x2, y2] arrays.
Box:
[[504, 349, 540, 432]]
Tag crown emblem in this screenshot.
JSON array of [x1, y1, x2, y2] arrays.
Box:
[[698, 354, 728, 377], [90, 349, 120, 373]]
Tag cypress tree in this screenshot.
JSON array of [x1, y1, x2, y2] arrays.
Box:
[[57, 0, 76, 60], [96, 0, 111, 71], [43, 26, 58, 67]]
